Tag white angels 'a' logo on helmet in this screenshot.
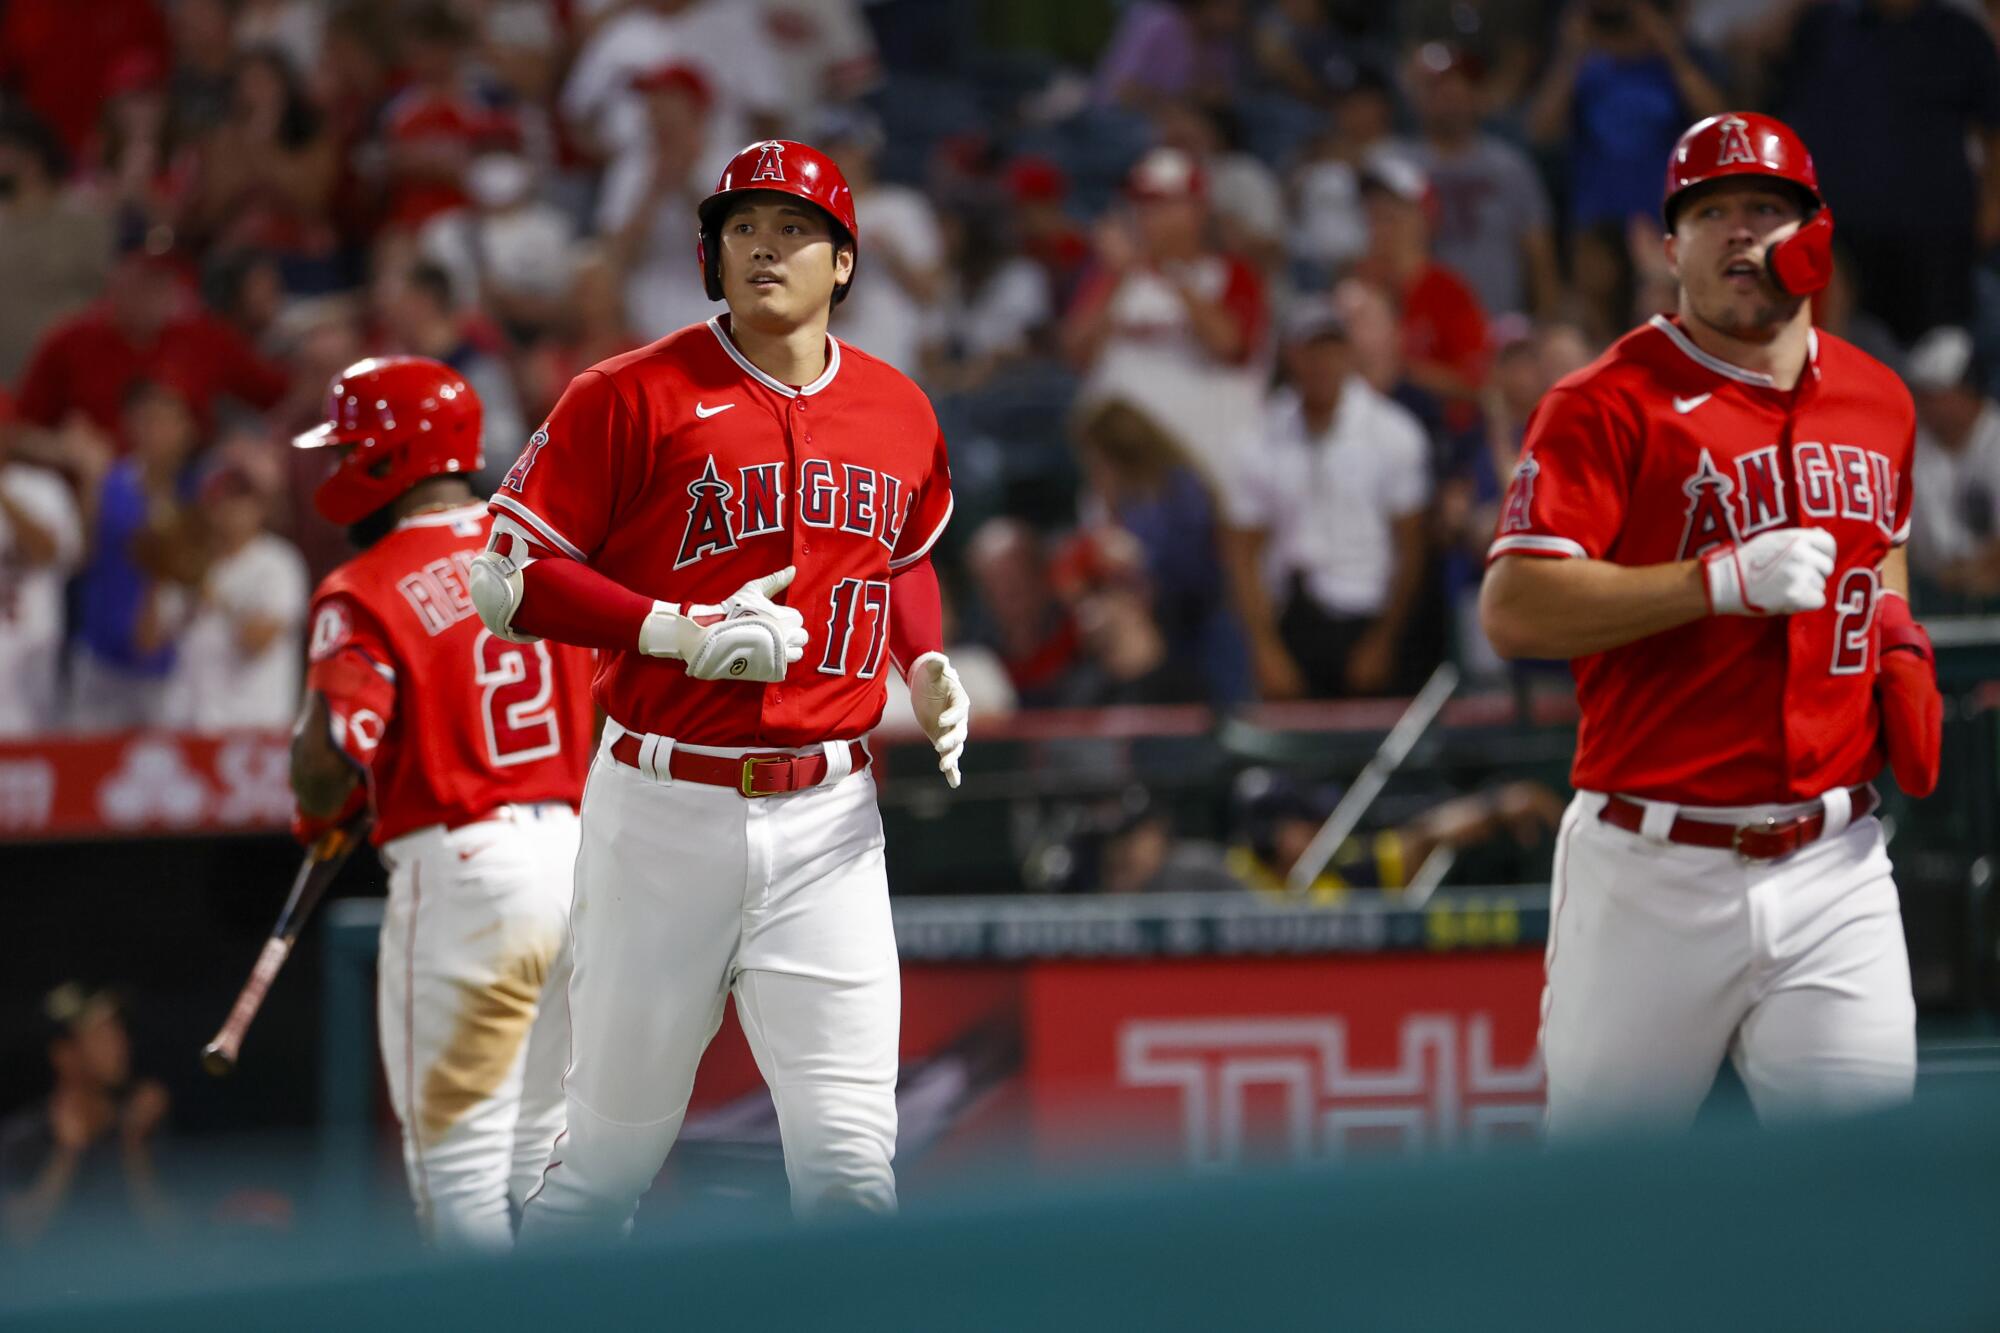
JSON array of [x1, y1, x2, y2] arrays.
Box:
[[1716, 116, 1758, 168], [751, 143, 786, 182]]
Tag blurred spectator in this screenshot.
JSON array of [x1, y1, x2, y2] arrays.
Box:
[[523, 248, 643, 421], [201, 248, 290, 354], [381, 2, 503, 232], [1394, 44, 1560, 319], [161, 457, 307, 730], [1151, 100, 1285, 262], [1289, 67, 1398, 278], [1063, 147, 1268, 487], [0, 0, 169, 159], [562, 0, 785, 185], [1527, 0, 1726, 319], [67, 380, 203, 731], [1353, 155, 1490, 408], [0, 401, 84, 736], [965, 516, 1083, 708], [758, 0, 884, 128], [1398, 0, 1548, 114], [1005, 155, 1090, 311], [14, 246, 289, 442], [1905, 327, 2000, 597], [371, 256, 523, 491], [0, 111, 111, 385], [180, 48, 341, 288], [0, 984, 173, 1248], [1095, 0, 1247, 110], [1220, 768, 1564, 899], [167, 0, 240, 147], [1815, 249, 1905, 376], [1773, 0, 2000, 344], [1222, 299, 1431, 700], [1250, 0, 1353, 105], [419, 148, 577, 343], [76, 51, 186, 244], [934, 195, 1056, 392], [601, 62, 718, 342], [236, 0, 324, 79], [1073, 398, 1247, 701], [1056, 547, 1211, 706], [824, 109, 949, 377]]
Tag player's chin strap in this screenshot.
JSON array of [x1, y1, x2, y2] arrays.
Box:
[[469, 515, 541, 644]]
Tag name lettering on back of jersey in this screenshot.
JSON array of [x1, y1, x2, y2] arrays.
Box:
[[671, 453, 916, 569], [675, 457, 741, 569], [1675, 441, 1899, 558], [397, 552, 482, 635]]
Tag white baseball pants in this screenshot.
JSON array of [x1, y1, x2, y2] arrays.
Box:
[[1541, 790, 1916, 1140], [518, 730, 899, 1242], [377, 802, 578, 1248]]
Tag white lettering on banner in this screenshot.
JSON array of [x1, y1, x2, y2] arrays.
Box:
[[0, 759, 55, 830], [213, 738, 294, 825], [97, 739, 209, 828], [1118, 1015, 1543, 1169]]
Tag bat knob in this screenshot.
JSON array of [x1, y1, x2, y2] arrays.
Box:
[[201, 1044, 237, 1078]]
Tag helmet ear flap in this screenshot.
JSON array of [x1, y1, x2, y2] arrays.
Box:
[[700, 222, 725, 301]]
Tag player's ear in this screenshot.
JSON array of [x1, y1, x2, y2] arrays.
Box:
[[1663, 229, 1679, 281]]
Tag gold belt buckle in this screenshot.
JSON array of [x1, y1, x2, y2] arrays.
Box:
[[740, 755, 783, 797]]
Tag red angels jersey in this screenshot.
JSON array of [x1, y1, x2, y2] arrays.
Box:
[[489, 316, 953, 746], [305, 503, 595, 844], [1488, 316, 1914, 805]]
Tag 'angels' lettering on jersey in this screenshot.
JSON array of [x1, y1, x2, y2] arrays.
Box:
[[674, 455, 913, 570]]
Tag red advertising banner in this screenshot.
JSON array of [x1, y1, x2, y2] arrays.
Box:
[[674, 950, 1545, 1179], [0, 731, 295, 839]]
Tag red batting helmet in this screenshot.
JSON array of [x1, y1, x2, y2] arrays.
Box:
[[292, 356, 483, 524], [1663, 112, 1832, 296], [696, 139, 858, 304]]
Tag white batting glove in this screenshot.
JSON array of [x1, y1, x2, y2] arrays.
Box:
[[907, 651, 969, 788], [1702, 528, 1837, 616], [638, 566, 808, 681]]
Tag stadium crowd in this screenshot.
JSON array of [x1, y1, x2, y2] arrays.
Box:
[[2, 0, 2000, 738]]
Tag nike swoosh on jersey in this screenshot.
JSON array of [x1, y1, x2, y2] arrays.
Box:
[[1673, 393, 1712, 414], [695, 402, 735, 419]]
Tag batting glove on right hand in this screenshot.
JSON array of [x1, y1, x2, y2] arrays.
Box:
[[907, 651, 969, 788], [638, 566, 808, 681], [1701, 527, 1837, 617]]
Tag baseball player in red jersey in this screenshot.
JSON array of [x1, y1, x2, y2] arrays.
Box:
[[1481, 114, 1945, 1136], [288, 357, 596, 1246], [467, 139, 967, 1233]]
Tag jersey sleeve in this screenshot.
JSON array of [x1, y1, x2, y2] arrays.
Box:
[[489, 369, 640, 564], [303, 593, 399, 774], [1891, 423, 1915, 548], [1487, 385, 1635, 563], [890, 423, 953, 570]]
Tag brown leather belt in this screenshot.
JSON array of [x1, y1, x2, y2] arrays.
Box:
[[1597, 785, 1877, 861], [607, 733, 868, 797]]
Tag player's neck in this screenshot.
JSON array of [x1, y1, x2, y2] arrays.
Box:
[[390, 478, 475, 521], [724, 312, 831, 389], [1677, 301, 1813, 391]]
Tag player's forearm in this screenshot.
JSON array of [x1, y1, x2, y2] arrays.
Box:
[[511, 556, 653, 650], [1481, 554, 1708, 660], [888, 557, 944, 675], [290, 694, 360, 818], [1880, 544, 1910, 599]]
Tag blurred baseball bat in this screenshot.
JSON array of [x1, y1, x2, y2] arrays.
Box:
[[202, 813, 371, 1077], [1286, 662, 1460, 895]]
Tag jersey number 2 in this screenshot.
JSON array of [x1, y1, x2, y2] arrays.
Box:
[[817, 579, 890, 678], [1829, 568, 1880, 676], [475, 630, 562, 765]]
